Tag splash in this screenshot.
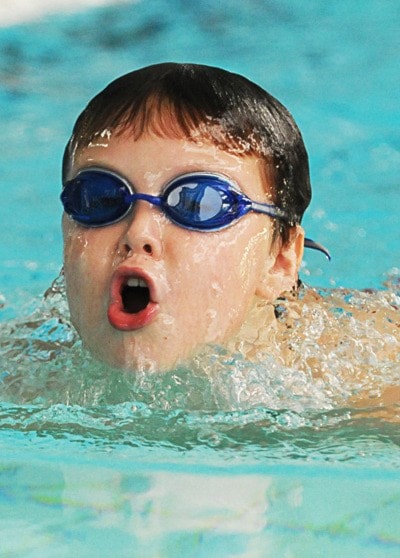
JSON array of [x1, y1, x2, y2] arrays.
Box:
[[0, 272, 398, 415], [0, 274, 399, 463]]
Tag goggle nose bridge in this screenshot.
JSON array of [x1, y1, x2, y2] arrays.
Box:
[[124, 191, 163, 208]]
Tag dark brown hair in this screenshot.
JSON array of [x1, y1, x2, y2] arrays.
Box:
[[63, 62, 312, 241]]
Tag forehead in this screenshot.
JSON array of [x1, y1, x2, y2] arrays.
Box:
[[69, 130, 275, 197], [67, 102, 271, 168]]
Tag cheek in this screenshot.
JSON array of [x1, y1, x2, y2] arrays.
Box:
[[62, 223, 116, 312], [63, 228, 92, 290], [62, 218, 89, 264], [175, 224, 271, 309], [238, 228, 270, 281], [63, 234, 93, 325], [63, 220, 116, 273], [210, 224, 271, 286]]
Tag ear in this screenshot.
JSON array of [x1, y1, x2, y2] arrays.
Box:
[[255, 225, 305, 301]]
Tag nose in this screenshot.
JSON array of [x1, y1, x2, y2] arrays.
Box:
[[119, 200, 164, 259]]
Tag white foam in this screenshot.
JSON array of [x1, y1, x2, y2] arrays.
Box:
[[0, 0, 134, 27]]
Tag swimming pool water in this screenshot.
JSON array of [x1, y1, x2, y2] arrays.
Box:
[[1, 431, 400, 558], [0, 0, 398, 300], [0, 1, 399, 556]]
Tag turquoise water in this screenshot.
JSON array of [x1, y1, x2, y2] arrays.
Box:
[[0, 0, 398, 298], [0, 1, 399, 556]]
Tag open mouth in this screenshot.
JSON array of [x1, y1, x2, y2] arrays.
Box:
[[108, 270, 159, 331], [121, 277, 150, 314]]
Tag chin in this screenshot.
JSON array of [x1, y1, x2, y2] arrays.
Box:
[[85, 335, 189, 373]]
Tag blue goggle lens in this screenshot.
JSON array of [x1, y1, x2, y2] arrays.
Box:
[[163, 175, 241, 230], [61, 171, 131, 226]]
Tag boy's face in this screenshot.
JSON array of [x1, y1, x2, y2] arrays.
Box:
[[62, 131, 295, 371]]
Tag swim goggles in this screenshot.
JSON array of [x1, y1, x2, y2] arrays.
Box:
[[61, 168, 330, 258]]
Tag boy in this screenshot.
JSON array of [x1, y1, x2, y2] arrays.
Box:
[[61, 62, 329, 372]]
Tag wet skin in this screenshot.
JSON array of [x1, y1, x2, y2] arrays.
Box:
[[62, 132, 303, 371]]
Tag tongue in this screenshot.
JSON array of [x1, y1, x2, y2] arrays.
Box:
[[122, 286, 150, 313]]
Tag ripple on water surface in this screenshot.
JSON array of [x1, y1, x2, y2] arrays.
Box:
[[0, 274, 399, 467]]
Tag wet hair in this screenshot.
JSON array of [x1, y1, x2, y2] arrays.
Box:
[[63, 62, 312, 242]]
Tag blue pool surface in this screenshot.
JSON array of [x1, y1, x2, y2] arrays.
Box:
[[0, 1, 399, 556], [0, 0, 398, 299]]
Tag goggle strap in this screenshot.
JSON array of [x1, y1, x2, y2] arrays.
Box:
[[250, 201, 288, 220], [304, 237, 331, 260]]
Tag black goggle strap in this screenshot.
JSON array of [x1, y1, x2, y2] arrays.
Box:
[[304, 238, 331, 260], [250, 201, 331, 260]]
